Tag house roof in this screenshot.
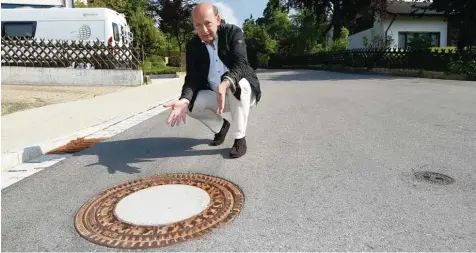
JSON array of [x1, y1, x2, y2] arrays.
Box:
[[386, 1, 445, 15]]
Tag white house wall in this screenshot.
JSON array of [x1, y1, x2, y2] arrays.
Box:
[[330, 19, 385, 49], [382, 16, 447, 48], [348, 21, 384, 49]]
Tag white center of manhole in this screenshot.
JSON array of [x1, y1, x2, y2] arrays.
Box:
[[114, 184, 211, 226]]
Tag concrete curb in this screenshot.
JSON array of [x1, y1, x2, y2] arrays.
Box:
[[1, 95, 179, 171]]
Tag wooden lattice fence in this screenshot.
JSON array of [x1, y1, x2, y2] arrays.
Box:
[[1, 37, 142, 70]]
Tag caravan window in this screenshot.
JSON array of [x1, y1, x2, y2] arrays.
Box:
[[1, 21, 37, 38], [112, 23, 120, 41], [121, 25, 126, 43]]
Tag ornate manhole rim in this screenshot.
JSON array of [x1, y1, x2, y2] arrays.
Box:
[[74, 173, 244, 249], [414, 171, 455, 185]]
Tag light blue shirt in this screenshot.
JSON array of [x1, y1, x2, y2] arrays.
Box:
[[203, 37, 228, 92]]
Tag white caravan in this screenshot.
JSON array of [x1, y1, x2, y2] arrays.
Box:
[[1, 7, 133, 45]]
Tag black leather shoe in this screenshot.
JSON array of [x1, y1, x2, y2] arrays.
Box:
[[210, 119, 230, 146], [230, 137, 247, 158]]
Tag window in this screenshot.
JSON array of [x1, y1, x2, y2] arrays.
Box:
[[1, 22, 37, 38], [112, 23, 120, 41], [121, 25, 128, 43], [398, 32, 440, 49]]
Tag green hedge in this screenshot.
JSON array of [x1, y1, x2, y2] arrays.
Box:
[[268, 47, 476, 77], [141, 54, 180, 75], [430, 46, 456, 53], [144, 66, 179, 75], [167, 53, 186, 72]]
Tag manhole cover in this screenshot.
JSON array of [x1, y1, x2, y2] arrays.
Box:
[[414, 171, 454, 185], [47, 137, 104, 154], [74, 173, 244, 249]]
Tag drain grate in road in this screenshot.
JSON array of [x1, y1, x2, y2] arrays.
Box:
[[46, 137, 104, 154], [414, 171, 454, 185], [75, 173, 244, 249]]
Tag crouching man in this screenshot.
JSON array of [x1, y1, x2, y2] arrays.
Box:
[[164, 2, 262, 159]]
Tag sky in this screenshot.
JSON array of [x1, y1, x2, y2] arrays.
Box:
[[198, 0, 269, 28]]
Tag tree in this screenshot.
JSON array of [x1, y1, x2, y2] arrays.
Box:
[[254, 0, 294, 55], [329, 27, 349, 51], [257, 0, 292, 41], [162, 33, 181, 55], [413, 0, 476, 50], [128, 7, 167, 56], [148, 0, 197, 52], [284, 0, 388, 41], [288, 8, 328, 55], [74, 0, 88, 8], [243, 0, 329, 56], [243, 16, 277, 69], [262, 0, 287, 19], [78, 0, 132, 14]]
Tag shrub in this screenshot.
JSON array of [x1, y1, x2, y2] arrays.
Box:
[[168, 54, 183, 68], [150, 66, 180, 75], [161, 52, 186, 72], [146, 55, 166, 68], [329, 27, 350, 52], [142, 55, 166, 73], [257, 53, 270, 68], [448, 58, 476, 77], [448, 47, 476, 77], [362, 31, 394, 49], [141, 61, 151, 72], [143, 65, 179, 75], [431, 47, 457, 53]]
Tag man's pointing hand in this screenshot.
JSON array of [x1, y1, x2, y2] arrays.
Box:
[[217, 81, 230, 114], [164, 99, 189, 127]]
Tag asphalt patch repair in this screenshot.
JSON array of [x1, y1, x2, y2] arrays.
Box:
[[74, 173, 244, 249], [414, 171, 455, 185]]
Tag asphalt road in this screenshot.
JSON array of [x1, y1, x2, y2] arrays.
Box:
[[2, 70, 476, 252]]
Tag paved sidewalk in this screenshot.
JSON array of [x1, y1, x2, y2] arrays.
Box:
[[1, 78, 184, 170]]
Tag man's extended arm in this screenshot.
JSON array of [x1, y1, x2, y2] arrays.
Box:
[[179, 40, 198, 104], [221, 26, 249, 93]]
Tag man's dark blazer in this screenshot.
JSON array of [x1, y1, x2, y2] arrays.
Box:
[[179, 23, 262, 112]]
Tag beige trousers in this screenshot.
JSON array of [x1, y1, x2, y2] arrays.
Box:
[[188, 78, 256, 139]]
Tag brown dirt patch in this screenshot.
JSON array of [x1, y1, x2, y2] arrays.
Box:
[[1, 85, 130, 115]]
